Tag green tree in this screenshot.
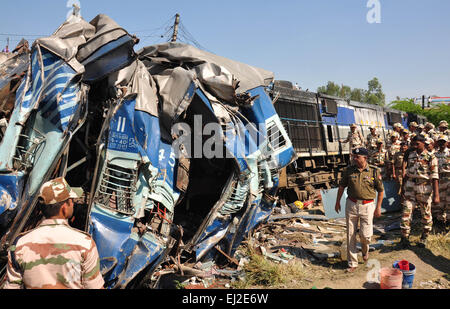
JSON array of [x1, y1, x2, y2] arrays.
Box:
[[350, 88, 366, 102], [317, 81, 341, 97], [316, 77, 385, 106], [389, 99, 421, 114], [389, 99, 450, 127], [366, 77, 385, 106], [339, 85, 352, 100], [423, 104, 450, 126]]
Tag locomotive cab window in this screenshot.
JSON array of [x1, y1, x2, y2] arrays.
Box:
[[387, 112, 402, 125], [327, 125, 333, 143], [267, 120, 286, 151], [322, 99, 338, 115]]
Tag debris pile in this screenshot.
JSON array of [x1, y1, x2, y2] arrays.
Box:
[[148, 200, 406, 289]]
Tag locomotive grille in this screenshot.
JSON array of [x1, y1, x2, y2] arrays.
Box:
[[95, 164, 138, 216], [273, 99, 323, 153], [13, 130, 46, 171]]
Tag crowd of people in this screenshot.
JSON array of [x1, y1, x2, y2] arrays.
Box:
[[337, 120, 449, 272], [366, 120, 450, 229]]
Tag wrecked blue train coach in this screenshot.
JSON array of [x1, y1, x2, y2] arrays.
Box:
[[0, 14, 296, 288]]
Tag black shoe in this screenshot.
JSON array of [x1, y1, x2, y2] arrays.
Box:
[[433, 220, 445, 230], [417, 234, 428, 248], [399, 237, 410, 249]]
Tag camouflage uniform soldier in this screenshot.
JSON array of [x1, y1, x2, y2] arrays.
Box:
[[366, 126, 379, 155], [425, 137, 435, 154], [392, 142, 408, 194], [369, 139, 387, 179], [417, 124, 427, 139], [386, 134, 401, 180], [393, 123, 403, 133], [400, 135, 440, 248], [342, 124, 364, 151], [425, 123, 438, 141], [438, 121, 449, 138], [342, 124, 364, 165], [434, 135, 450, 225], [409, 122, 418, 139], [401, 129, 410, 146], [2, 177, 104, 289], [387, 123, 402, 142]]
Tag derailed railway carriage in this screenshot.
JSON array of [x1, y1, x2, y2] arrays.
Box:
[[0, 14, 296, 288], [269, 81, 427, 204]]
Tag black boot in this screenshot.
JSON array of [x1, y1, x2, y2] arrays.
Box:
[[399, 236, 410, 249], [433, 220, 445, 231], [417, 233, 429, 248]]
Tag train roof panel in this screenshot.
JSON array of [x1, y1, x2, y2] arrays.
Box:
[[272, 86, 318, 104], [348, 100, 384, 111]]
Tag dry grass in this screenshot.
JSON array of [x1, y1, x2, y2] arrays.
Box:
[[233, 245, 306, 289], [425, 232, 450, 258]]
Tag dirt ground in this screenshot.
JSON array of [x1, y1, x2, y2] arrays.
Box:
[[245, 211, 449, 289], [160, 209, 449, 290], [292, 240, 450, 289]]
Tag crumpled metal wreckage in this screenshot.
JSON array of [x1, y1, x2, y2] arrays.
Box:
[[0, 14, 296, 289]]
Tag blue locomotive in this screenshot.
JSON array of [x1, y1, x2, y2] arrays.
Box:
[[268, 80, 427, 204]]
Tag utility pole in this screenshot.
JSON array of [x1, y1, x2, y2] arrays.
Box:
[[171, 13, 180, 42]]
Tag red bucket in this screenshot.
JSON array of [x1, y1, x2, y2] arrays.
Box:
[[399, 260, 410, 271]]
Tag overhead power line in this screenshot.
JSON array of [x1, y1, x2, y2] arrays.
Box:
[[0, 33, 46, 37]]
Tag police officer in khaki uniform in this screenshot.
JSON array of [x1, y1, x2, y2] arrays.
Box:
[[335, 148, 384, 273]]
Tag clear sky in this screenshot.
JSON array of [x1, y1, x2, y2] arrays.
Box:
[[1, 0, 449, 103]]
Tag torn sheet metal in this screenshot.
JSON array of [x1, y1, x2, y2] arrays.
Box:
[[0, 52, 29, 94], [87, 92, 176, 288], [0, 44, 87, 243], [189, 86, 294, 260], [0, 13, 296, 289], [139, 42, 274, 96], [0, 174, 25, 234], [115, 231, 169, 288]]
